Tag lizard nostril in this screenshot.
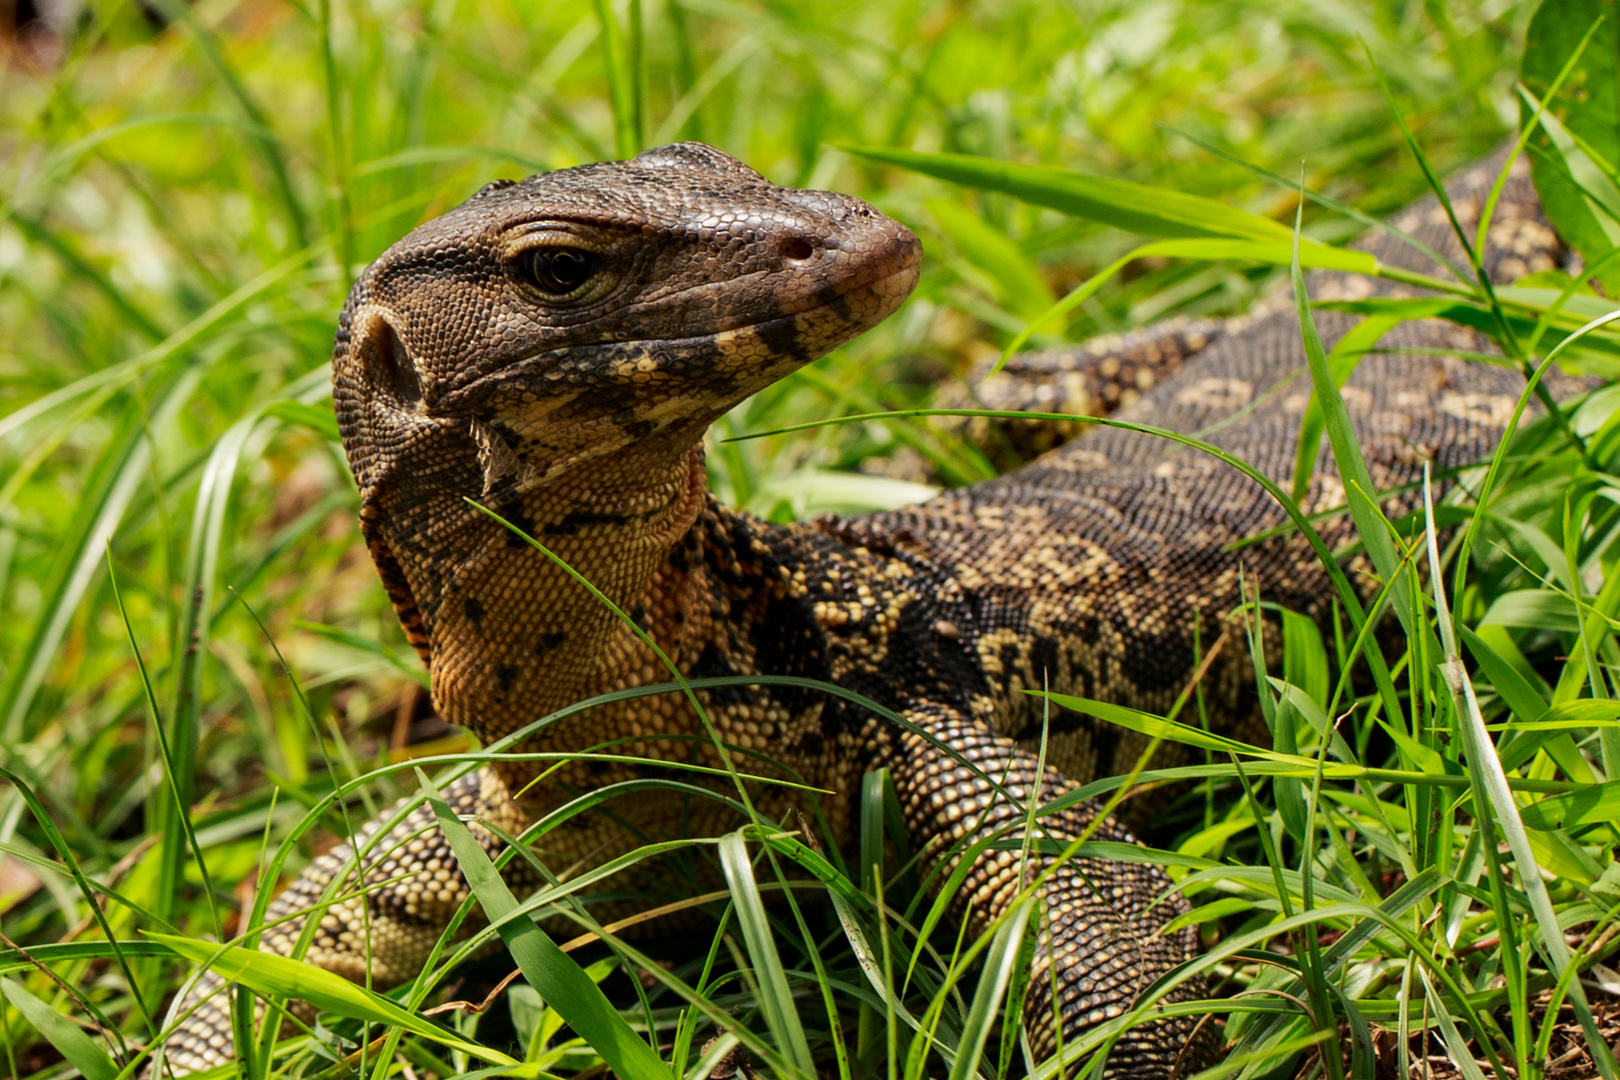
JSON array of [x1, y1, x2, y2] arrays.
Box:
[[785, 238, 814, 261]]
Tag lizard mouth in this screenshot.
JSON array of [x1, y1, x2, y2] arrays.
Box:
[[775, 252, 921, 335]]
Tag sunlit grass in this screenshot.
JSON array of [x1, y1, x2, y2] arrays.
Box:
[[6, 0, 1619, 1077]]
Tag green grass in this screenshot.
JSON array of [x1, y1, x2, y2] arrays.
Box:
[[5, 0, 1620, 1077]]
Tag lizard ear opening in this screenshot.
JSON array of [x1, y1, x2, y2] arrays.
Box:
[[370, 319, 424, 409]]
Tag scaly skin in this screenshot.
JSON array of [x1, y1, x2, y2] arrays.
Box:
[[160, 143, 1575, 1076]]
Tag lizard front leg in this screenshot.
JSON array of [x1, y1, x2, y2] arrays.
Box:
[[158, 770, 531, 1075], [869, 702, 1211, 1074]]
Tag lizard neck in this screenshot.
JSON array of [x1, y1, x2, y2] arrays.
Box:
[[425, 443, 710, 744]]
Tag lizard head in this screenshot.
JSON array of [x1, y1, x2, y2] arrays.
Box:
[[333, 142, 921, 499], [329, 144, 921, 696]]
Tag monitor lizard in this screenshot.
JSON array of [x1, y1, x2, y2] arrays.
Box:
[[157, 141, 1576, 1076]]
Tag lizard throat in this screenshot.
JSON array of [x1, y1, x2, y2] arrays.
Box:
[[420, 443, 710, 749]]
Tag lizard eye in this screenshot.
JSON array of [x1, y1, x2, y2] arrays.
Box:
[[523, 247, 597, 296]]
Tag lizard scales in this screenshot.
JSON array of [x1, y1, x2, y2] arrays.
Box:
[[160, 141, 1571, 1075]]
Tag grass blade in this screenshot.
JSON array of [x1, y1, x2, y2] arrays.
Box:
[[719, 830, 815, 1079], [162, 408, 275, 941], [860, 770, 886, 892], [1290, 175, 1414, 636], [946, 897, 1032, 1080], [1478, 15, 1603, 260], [1034, 691, 1269, 757], [1522, 87, 1620, 236], [992, 236, 1383, 374], [415, 769, 670, 1080], [1424, 471, 1620, 1080], [0, 773, 156, 1035], [0, 366, 201, 742], [1516, 779, 1620, 830], [595, 0, 639, 158], [1, 212, 166, 342], [1164, 126, 1468, 282], [140, 0, 310, 247], [1, 977, 118, 1080], [927, 199, 1056, 324], [1417, 967, 1491, 1080], [843, 146, 1295, 241], [1289, 313, 1407, 503], [145, 933, 515, 1065], [264, 400, 342, 441]]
